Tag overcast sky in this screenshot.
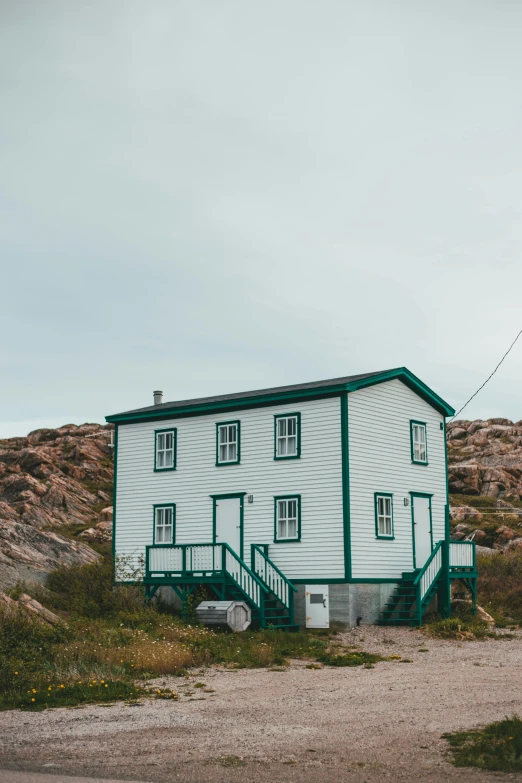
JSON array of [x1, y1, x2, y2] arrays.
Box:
[[1, 1, 522, 437]]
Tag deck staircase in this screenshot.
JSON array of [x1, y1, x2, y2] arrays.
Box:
[[380, 541, 446, 627], [144, 541, 299, 630]]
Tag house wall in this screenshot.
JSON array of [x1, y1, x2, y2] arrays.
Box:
[[114, 397, 344, 582], [348, 379, 447, 580]]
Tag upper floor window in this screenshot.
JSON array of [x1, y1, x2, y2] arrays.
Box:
[[216, 421, 240, 465], [410, 421, 428, 464], [154, 504, 175, 544], [274, 413, 301, 460], [374, 493, 394, 539], [154, 429, 177, 471], [274, 495, 301, 542]]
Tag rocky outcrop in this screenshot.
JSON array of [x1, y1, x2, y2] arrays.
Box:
[[79, 519, 112, 543], [447, 418, 522, 500], [0, 590, 62, 625], [0, 424, 113, 589]]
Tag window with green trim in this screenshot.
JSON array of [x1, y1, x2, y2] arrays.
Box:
[[154, 505, 175, 544], [216, 421, 240, 465], [375, 493, 393, 538], [155, 429, 176, 471], [410, 420, 428, 464], [274, 495, 301, 542], [274, 413, 301, 459]]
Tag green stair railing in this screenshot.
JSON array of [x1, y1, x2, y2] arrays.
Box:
[[413, 540, 444, 625], [251, 544, 297, 610]]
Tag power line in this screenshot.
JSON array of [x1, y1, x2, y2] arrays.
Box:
[[449, 327, 522, 422]]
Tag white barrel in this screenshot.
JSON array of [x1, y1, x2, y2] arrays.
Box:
[[195, 600, 251, 632]]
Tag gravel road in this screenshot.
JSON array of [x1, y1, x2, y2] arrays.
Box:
[[1, 625, 521, 783]]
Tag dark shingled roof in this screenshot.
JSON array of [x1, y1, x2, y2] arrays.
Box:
[[110, 368, 401, 418]]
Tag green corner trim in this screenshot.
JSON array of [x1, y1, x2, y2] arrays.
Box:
[[154, 427, 177, 472], [374, 492, 395, 540], [211, 493, 246, 560], [273, 412, 301, 460], [340, 393, 351, 580], [152, 503, 177, 545], [111, 425, 118, 584], [215, 420, 241, 466], [410, 419, 429, 465], [443, 418, 450, 542], [273, 495, 301, 543]]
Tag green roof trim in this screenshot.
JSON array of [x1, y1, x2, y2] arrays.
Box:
[[106, 367, 455, 424]]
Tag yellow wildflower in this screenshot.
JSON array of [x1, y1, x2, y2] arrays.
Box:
[[32, 689, 37, 693], [14, 672, 18, 675], [105, 684, 108, 688], [31, 698, 35, 702]]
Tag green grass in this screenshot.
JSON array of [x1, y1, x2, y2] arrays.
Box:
[[0, 679, 138, 712], [443, 716, 522, 771], [2, 544, 396, 712], [317, 650, 385, 667], [3, 556, 385, 711]]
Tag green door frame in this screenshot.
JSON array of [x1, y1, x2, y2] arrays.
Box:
[[210, 492, 246, 560], [410, 491, 434, 570]]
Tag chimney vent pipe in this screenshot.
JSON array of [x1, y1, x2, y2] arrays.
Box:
[[153, 390, 163, 406]]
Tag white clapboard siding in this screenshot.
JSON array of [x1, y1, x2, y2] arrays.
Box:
[[348, 379, 446, 579], [115, 397, 344, 581]]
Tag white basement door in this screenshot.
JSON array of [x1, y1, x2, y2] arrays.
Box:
[[412, 496, 432, 568], [215, 497, 241, 555], [305, 585, 329, 628]]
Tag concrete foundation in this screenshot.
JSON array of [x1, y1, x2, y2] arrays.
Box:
[[294, 582, 399, 628]]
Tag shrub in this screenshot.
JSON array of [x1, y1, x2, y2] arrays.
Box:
[[0, 606, 70, 694], [477, 551, 522, 624], [422, 605, 490, 640], [443, 716, 522, 771]]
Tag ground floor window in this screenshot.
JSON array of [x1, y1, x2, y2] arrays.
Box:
[[154, 504, 175, 544], [374, 493, 394, 539], [274, 495, 301, 542]]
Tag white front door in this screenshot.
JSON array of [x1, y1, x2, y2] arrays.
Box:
[[412, 495, 432, 568], [305, 585, 329, 628], [215, 497, 241, 555]]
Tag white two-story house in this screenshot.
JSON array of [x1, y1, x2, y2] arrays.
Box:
[[106, 368, 477, 629]]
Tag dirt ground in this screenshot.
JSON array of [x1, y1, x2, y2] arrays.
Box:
[[1, 625, 521, 783]]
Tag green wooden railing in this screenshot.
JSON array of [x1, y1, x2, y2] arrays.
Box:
[[145, 543, 268, 609], [449, 540, 476, 570], [251, 544, 297, 610]]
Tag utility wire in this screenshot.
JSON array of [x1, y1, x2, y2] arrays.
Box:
[[449, 327, 522, 422]]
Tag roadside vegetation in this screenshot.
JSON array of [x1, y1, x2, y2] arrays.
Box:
[[443, 716, 522, 771], [0, 556, 383, 712]]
